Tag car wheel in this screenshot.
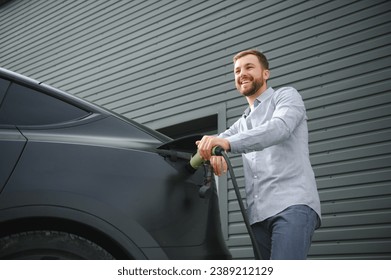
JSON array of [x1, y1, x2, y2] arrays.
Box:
[[0, 230, 114, 259]]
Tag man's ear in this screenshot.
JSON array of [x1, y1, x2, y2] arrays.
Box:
[[264, 69, 270, 80]]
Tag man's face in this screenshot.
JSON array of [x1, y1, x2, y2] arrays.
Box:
[[234, 54, 269, 97]]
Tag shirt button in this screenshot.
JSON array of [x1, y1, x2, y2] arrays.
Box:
[[254, 175, 258, 179], [255, 195, 258, 198]]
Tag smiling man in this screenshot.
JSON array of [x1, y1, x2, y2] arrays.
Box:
[[196, 49, 321, 260]]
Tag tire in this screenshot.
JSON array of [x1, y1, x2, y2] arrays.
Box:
[[0, 230, 115, 260]]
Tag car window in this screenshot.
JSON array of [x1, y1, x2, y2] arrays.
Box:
[[0, 83, 90, 126], [0, 78, 10, 107]]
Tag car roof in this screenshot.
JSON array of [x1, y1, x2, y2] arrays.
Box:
[[0, 67, 171, 142], [0, 67, 107, 115]]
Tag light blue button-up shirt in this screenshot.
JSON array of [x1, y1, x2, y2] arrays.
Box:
[[219, 87, 321, 225]]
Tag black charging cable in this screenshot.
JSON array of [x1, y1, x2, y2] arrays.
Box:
[[213, 147, 262, 260]]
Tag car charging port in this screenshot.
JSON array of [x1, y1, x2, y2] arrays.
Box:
[[198, 164, 213, 199]]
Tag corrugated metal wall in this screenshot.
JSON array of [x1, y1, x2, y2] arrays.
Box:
[[1, 0, 390, 259]]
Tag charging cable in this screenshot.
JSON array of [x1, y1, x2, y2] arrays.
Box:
[[188, 147, 262, 260]]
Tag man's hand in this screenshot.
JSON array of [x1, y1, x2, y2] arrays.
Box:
[[209, 155, 228, 176], [195, 135, 230, 176], [196, 135, 230, 159]]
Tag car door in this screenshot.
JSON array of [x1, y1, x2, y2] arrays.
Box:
[[0, 128, 26, 193], [0, 78, 27, 193], [0, 78, 89, 193]]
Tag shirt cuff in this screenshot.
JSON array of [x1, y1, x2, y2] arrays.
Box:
[[225, 134, 246, 154]]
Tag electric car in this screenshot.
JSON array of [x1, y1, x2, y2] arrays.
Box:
[[0, 67, 231, 260]]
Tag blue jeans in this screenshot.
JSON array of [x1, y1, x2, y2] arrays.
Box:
[[251, 205, 320, 260]]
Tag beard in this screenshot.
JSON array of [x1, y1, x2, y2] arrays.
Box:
[[237, 76, 264, 97]]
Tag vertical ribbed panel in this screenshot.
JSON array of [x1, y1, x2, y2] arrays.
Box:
[[1, 0, 390, 259]]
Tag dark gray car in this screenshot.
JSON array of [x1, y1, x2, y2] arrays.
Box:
[[0, 67, 231, 260]]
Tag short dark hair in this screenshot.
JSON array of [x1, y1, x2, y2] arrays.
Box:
[[233, 49, 269, 70]]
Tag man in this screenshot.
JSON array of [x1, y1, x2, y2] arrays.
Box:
[[196, 49, 321, 260]]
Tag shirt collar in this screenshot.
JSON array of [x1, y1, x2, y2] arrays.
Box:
[[243, 87, 274, 117]]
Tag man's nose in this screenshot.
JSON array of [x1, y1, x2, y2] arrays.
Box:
[[239, 72, 250, 80]]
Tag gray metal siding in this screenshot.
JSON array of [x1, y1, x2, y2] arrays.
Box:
[[224, 0, 391, 259], [1, 0, 390, 259]]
